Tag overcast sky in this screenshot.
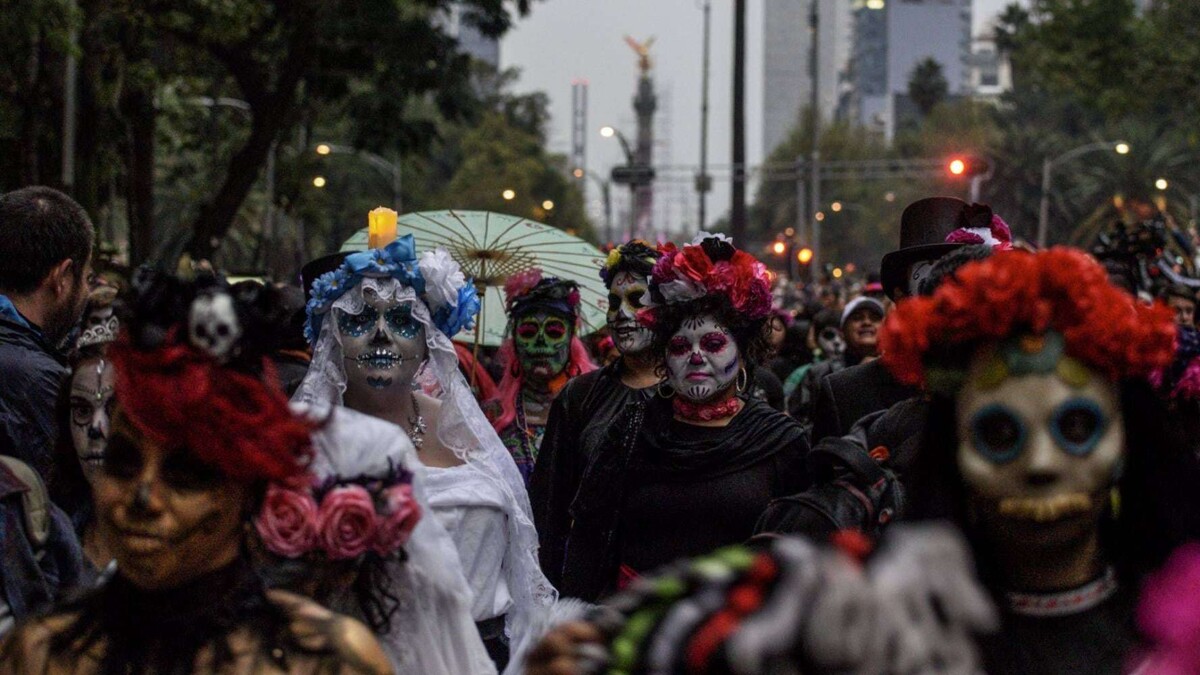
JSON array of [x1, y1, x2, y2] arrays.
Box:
[[501, 0, 1021, 231]]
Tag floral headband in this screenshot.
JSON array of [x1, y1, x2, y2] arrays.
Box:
[[599, 240, 663, 286], [304, 234, 481, 345], [255, 461, 421, 560], [504, 268, 581, 320], [880, 248, 1176, 394], [646, 233, 773, 320]]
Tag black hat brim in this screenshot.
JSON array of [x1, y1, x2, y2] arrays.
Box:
[[299, 252, 350, 301], [880, 243, 962, 301]]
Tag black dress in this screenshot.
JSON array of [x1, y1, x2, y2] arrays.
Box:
[[559, 395, 809, 600], [529, 361, 655, 587]]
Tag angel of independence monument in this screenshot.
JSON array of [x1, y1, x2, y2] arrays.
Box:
[[609, 37, 658, 240]]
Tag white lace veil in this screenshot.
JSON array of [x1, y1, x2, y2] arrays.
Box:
[[294, 277, 557, 653], [295, 401, 497, 674]]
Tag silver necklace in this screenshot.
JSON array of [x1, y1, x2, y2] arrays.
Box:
[[407, 392, 427, 450]]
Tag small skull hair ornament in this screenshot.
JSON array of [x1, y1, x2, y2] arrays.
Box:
[[188, 291, 242, 362]]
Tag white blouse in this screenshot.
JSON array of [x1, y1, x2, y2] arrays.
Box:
[[424, 463, 515, 623]]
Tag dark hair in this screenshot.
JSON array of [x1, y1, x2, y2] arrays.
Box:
[[906, 379, 1200, 588], [811, 308, 840, 332], [917, 244, 994, 297], [1161, 283, 1197, 305], [0, 186, 94, 294], [651, 295, 771, 369]]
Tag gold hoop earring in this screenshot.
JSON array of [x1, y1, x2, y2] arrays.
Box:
[[736, 367, 748, 392]]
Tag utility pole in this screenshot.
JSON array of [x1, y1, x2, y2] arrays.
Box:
[[807, 0, 822, 277], [731, 0, 747, 241], [697, 0, 712, 233], [61, 3, 79, 190]]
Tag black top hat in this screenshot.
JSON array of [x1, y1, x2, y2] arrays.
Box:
[[299, 252, 350, 301], [880, 197, 968, 300]]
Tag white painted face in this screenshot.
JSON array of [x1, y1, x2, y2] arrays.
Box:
[[69, 356, 114, 486], [607, 271, 653, 356], [337, 286, 428, 394], [956, 351, 1123, 549], [666, 314, 741, 403]]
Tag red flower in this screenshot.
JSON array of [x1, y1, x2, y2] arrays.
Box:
[[373, 484, 421, 555], [879, 248, 1176, 390], [675, 245, 715, 283], [255, 484, 318, 558], [317, 485, 378, 560]]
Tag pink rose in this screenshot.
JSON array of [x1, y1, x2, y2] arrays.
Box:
[[373, 484, 422, 555], [255, 485, 318, 558], [317, 485, 378, 560]]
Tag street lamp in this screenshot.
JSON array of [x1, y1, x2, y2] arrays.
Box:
[[312, 176, 327, 188], [313, 142, 402, 212], [1038, 140, 1130, 248], [1156, 178, 1169, 191], [599, 125, 635, 164], [575, 168, 614, 243], [542, 200, 555, 210], [830, 201, 843, 213], [502, 189, 516, 201]]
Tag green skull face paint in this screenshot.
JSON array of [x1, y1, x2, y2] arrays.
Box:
[[515, 311, 572, 381]]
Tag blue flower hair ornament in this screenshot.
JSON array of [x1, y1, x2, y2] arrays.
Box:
[[304, 235, 480, 344]]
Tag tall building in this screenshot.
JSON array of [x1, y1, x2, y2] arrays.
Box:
[[444, 4, 500, 68], [761, 0, 855, 157], [850, 0, 972, 140]]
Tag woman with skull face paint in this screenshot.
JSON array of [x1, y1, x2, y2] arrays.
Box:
[[296, 236, 556, 671], [48, 307, 120, 577], [882, 248, 1190, 674], [528, 241, 664, 589], [485, 270, 597, 486], [0, 270, 393, 675], [556, 235, 809, 602]]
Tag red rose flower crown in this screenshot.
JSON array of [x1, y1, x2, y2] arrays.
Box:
[[879, 248, 1176, 392], [645, 233, 773, 320]]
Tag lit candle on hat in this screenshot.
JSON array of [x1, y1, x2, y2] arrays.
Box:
[[368, 207, 398, 249]]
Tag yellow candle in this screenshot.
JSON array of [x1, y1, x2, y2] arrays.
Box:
[[368, 207, 398, 249]]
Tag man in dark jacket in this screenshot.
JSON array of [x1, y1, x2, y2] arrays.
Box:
[[0, 187, 94, 480], [810, 199, 1004, 443]]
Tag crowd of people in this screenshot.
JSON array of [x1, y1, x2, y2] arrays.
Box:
[[1, 184, 1199, 674]]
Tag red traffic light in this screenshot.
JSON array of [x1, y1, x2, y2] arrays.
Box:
[[946, 156, 990, 178]]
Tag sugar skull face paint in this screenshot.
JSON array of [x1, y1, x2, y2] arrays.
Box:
[[69, 356, 115, 486], [817, 326, 845, 359], [665, 314, 741, 403], [515, 311, 572, 381], [956, 351, 1123, 550], [606, 271, 653, 356], [337, 286, 427, 393]]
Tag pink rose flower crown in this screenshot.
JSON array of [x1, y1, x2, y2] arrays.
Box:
[[255, 460, 421, 561]]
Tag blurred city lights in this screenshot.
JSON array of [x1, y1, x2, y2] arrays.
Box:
[[502, 189, 517, 200], [784, 227, 795, 237], [797, 248, 814, 264], [1155, 178, 1169, 190], [815, 211, 826, 222], [884, 192, 896, 202], [772, 241, 786, 255], [542, 200, 555, 210], [315, 144, 331, 155], [573, 168, 584, 178], [949, 159, 966, 176], [832, 267, 844, 279], [600, 126, 615, 138], [312, 176, 327, 188], [831, 201, 843, 212], [1115, 142, 1131, 155]]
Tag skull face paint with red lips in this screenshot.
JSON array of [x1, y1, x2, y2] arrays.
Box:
[[665, 314, 741, 403]]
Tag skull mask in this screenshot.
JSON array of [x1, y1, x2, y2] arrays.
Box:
[[188, 293, 241, 361]]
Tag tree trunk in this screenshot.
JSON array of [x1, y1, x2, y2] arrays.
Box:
[[122, 85, 155, 267], [18, 29, 42, 185], [184, 23, 315, 262]]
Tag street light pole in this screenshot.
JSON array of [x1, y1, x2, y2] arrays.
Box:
[[698, 0, 712, 232], [576, 169, 614, 243], [808, 0, 822, 278], [1037, 140, 1129, 248]]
